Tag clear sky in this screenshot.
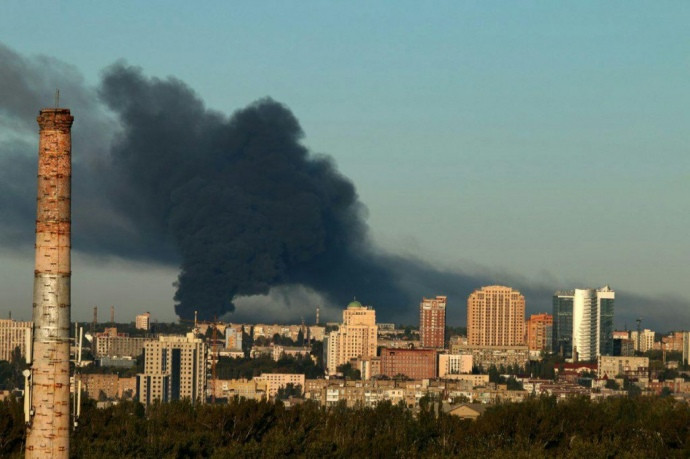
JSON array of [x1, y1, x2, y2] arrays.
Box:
[[1, 2, 689, 328]]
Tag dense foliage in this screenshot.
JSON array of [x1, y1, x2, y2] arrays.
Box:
[[1, 395, 689, 457], [215, 355, 324, 379], [0, 348, 27, 390]]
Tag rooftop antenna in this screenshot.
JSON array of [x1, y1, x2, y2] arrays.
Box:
[[55, 89, 60, 108]]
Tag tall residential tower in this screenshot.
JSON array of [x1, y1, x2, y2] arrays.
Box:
[[420, 296, 446, 349], [325, 301, 377, 375], [467, 286, 525, 347]]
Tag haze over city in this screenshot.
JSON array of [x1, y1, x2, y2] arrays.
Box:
[[1, 2, 689, 330]]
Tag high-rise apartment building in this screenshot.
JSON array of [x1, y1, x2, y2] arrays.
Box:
[[467, 286, 525, 347], [630, 329, 655, 353], [0, 319, 32, 362], [683, 332, 690, 366], [135, 312, 151, 331], [420, 296, 446, 349], [525, 313, 553, 352], [552, 286, 614, 361], [325, 301, 377, 375], [137, 333, 206, 405]]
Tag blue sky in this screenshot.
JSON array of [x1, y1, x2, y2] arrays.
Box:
[[1, 2, 689, 327]]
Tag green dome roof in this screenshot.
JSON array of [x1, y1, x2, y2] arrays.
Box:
[[347, 300, 363, 308]]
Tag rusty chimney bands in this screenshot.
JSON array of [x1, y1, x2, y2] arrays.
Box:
[[25, 108, 73, 458]]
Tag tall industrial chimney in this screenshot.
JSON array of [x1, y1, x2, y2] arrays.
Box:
[[25, 108, 73, 458]]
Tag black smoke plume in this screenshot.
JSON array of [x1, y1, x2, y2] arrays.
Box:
[[1, 42, 689, 328], [99, 65, 414, 319]]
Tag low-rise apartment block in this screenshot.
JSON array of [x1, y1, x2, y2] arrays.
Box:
[[213, 378, 269, 401], [272, 345, 311, 362], [438, 354, 473, 378], [94, 327, 153, 358], [380, 348, 437, 380], [597, 355, 649, 380], [0, 319, 32, 362], [454, 344, 530, 369], [255, 373, 305, 398]]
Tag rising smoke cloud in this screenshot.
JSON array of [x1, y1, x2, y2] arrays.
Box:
[[0, 42, 688, 328]]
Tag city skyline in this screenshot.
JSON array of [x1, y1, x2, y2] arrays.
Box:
[[0, 3, 689, 330]]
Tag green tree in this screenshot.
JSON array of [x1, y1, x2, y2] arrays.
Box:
[[336, 363, 361, 380], [277, 383, 303, 400], [605, 379, 620, 390]]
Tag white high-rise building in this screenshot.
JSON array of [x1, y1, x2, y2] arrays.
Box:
[[630, 329, 656, 353], [553, 286, 615, 362]]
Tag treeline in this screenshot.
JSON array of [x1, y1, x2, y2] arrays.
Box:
[[0, 348, 27, 391], [1, 395, 689, 457], [216, 355, 324, 379]]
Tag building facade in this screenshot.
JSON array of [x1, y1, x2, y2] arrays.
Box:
[[225, 327, 242, 351], [552, 286, 614, 361], [454, 345, 529, 370], [661, 332, 685, 352], [255, 373, 305, 398], [325, 301, 378, 375], [467, 286, 525, 347], [630, 329, 655, 353], [213, 379, 268, 401], [137, 333, 206, 405], [438, 353, 473, 378], [597, 356, 649, 380], [135, 312, 151, 331], [525, 313, 553, 352], [0, 319, 32, 362], [420, 296, 446, 349], [379, 348, 437, 380], [94, 328, 152, 358]]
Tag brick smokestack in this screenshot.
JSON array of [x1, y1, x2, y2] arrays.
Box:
[[25, 108, 73, 458]]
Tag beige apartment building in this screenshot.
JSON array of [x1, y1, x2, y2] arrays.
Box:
[[255, 373, 305, 398], [213, 379, 269, 401], [135, 312, 151, 331], [597, 356, 649, 380], [326, 301, 378, 375], [630, 329, 655, 353], [94, 327, 153, 358], [467, 286, 525, 347], [137, 333, 206, 405], [0, 319, 32, 362], [438, 354, 473, 378]]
